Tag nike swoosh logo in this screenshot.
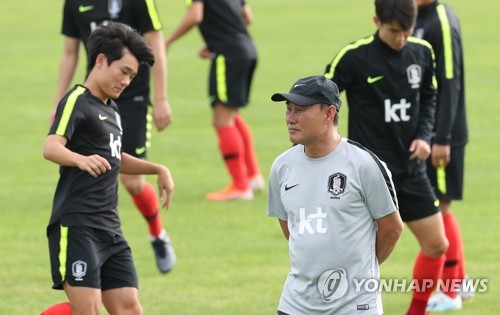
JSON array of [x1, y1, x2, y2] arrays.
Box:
[[98, 114, 108, 120], [293, 84, 306, 88], [135, 146, 146, 155], [79, 5, 95, 13], [367, 75, 384, 84], [284, 184, 299, 191]]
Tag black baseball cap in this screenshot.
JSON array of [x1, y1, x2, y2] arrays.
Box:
[[271, 75, 342, 110]]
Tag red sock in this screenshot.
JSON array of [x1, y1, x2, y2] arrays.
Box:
[[40, 302, 71, 315], [234, 114, 261, 178], [132, 182, 163, 237], [440, 212, 463, 298], [216, 125, 248, 190], [407, 252, 445, 315]]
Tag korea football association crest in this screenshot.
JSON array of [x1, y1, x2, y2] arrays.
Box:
[[72, 260, 87, 281], [407, 64, 422, 89], [328, 173, 346, 198]]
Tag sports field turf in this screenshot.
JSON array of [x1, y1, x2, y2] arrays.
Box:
[[0, 0, 499, 313]]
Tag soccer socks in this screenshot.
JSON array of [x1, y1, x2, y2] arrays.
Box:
[[407, 252, 445, 315], [441, 212, 464, 298], [216, 125, 248, 190], [234, 114, 261, 178], [40, 302, 71, 315], [132, 182, 163, 237]]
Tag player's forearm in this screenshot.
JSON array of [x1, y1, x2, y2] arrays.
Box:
[[165, 2, 203, 47], [120, 153, 167, 176], [144, 31, 168, 103], [375, 211, 403, 264], [242, 4, 253, 25], [54, 38, 80, 108]]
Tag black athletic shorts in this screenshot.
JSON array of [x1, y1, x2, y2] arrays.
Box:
[[47, 224, 138, 291], [208, 54, 257, 108], [426, 145, 465, 200], [394, 173, 440, 222], [117, 98, 152, 158]]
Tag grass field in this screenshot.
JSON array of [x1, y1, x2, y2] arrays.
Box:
[[1, 0, 499, 314]]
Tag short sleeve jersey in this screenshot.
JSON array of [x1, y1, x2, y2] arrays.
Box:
[[325, 33, 437, 180], [62, 0, 163, 100], [189, 0, 257, 58], [48, 85, 124, 233], [267, 138, 398, 315], [414, 1, 468, 147]]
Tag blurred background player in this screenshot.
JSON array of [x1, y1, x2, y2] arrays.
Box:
[[324, 0, 448, 314], [49, 0, 175, 273], [268, 75, 403, 315], [165, 0, 264, 201], [41, 22, 175, 315], [414, 0, 471, 311]]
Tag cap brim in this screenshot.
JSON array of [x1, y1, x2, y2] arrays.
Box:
[[271, 93, 320, 106]]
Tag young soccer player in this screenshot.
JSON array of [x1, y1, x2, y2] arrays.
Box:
[[414, 0, 472, 310], [324, 0, 449, 314], [166, 0, 263, 201], [50, 0, 175, 273], [41, 22, 174, 315]]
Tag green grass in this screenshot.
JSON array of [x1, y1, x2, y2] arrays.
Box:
[[1, 0, 499, 313]]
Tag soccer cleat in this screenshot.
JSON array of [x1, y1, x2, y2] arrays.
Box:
[[459, 275, 476, 302], [426, 291, 462, 312], [150, 229, 176, 274], [249, 174, 266, 192], [205, 184, 253, 201]]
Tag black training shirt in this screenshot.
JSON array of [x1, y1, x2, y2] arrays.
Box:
[[62, 0, 163, 101], [325, 32, 437, 180], [414, 1, 468, 147], [48, 85, 123, 233]]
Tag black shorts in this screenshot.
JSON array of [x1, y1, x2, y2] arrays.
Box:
[[395, 173, 440, 222], [117, 98, 152, 158], [47, 225, 138, 291], [426, 145, 465, 200], [208, 54, 257, 108]]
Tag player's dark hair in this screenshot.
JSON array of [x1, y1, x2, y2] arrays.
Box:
[[375, 0, 417, 31], [87, 21, 154, 70]]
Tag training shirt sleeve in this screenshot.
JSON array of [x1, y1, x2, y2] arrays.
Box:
[[49, 87, 86, 140], [359, 152, 398, 220], [132, 0, 163, 33], [267, 158, 288, 221], [415, 42, 437, 144], [324, 49, 352, 92], [431, 4, 463, 145]]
